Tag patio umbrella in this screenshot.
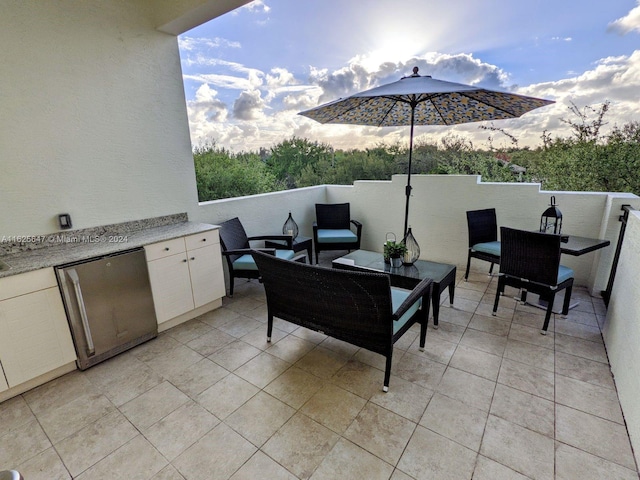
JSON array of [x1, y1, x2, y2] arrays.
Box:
[[299, 67, 554, 237]]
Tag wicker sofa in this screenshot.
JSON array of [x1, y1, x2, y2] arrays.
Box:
[[251, 250, 433, 392]]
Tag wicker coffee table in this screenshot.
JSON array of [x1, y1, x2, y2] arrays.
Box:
[[332, 250, 456, 328]]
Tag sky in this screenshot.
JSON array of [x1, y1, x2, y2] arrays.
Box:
[[178, 0, 640, 152]]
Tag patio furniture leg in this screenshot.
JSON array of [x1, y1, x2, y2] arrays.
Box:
[[432, 293, 440, 330], [267, 314, 273, 342], [492, 279, 504, 315], [419, 323, 427, 351], [541, 295, 555, 334], [383, 353, 392, 393], [448, 282, 455, 307], [561, 285, 573, 316]]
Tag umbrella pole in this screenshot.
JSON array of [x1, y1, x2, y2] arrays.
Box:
[[403, 105, 416, 237]]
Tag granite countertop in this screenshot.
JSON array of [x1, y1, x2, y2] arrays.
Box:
[[0, 214, 220, 279]]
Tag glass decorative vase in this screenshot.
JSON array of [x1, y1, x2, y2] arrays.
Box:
[[282, 211, 299, 240], [403, 227, 420, 265]]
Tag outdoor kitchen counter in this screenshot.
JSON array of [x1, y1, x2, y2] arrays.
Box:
[[0, 214, 219, 279]]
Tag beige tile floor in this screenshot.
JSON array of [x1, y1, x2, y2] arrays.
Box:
[[1, 253, 639, 479]]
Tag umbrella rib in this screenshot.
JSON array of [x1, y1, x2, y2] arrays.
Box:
[[376, 94, 434, 126], [458, 91, 519, 118], [316, 96, 374, 123], [428, 95, 451, 125], [376, 96, 403, 126]]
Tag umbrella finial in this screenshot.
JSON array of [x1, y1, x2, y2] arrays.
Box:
[[412, 66, 419, 76]]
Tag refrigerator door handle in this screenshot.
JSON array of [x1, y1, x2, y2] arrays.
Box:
[[66, 269, 96, 356]]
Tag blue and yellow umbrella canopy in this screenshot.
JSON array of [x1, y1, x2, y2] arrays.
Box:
[[299, 71, 553, 127]]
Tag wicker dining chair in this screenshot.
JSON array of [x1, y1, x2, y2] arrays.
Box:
[[465, 208, 501, 280], [312, 203, 362, 264], [492, 227, 574, 334], [218, 217, 298, 297]]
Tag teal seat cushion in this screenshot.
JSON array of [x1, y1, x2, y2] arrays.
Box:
[[317, 229, 358, 244], [391, 287, 422, 334], [472, 241, 501, 256], [557, 265, 574, 284], [233, 250, 295, 271]]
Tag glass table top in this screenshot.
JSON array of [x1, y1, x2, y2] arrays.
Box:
[[333, 250, 455, 283]]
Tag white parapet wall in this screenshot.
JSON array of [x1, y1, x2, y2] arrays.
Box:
[[603, 209, 640, 468], [197, 175, 640, 293], [194, 186, 328, 239], [326, 175, 640, 292]]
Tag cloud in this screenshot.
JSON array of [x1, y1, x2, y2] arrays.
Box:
[[242, 0, 271, 14], [265, 68, 298, 89], [608, 1, 640, 34], [178, 36, 241, 52], [415, 53, 509, 89], [310, 63, 374, 103], [313, 54, 510, 95], [184, 73, 256, 91], [282, 87, 322, 110], [184, 48, 640, 153], [233, 90, 266, 120]]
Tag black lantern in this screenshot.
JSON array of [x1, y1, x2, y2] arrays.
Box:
[[402, 227, 420, 265], [540, 196, 562, 234], [282, 211, 299, 240]]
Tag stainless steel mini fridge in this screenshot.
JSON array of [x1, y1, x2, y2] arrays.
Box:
[[56, 247, 157, 370]]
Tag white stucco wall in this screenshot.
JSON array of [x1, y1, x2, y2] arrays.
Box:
[[194, 186, 328, 239], [1, 1, 199, 235], [196, 177, 639, 291], [322, 175, 638, 290], [603, 210, 640, 468]]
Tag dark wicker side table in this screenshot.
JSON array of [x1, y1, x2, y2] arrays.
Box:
[[265, 235, 313, 263]]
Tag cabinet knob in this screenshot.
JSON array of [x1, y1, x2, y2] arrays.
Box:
[[190, 257, 195, 261], [164, 247, 170, 251], [202, 238, 207, 242], [182, 259, 187, 263]]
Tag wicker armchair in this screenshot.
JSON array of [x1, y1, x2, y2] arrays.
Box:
[[312, 203, 362, 264], [492, 227, 574, 334], [465, 208, 501, 280], [251, 250, 433, 392], [219, 217, 298, 297]]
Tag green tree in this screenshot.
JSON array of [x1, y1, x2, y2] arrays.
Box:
[[393, 140, 440, 175], [193, 102, 640, 199], [531, 102, 640, 194], [194, 143, 283, 201], [426, 134, 515, 181], [266, 137, 335, 188]]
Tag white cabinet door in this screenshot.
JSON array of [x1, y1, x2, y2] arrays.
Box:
[[146, 230, 225, 325], [187, 244, 225, 308], [0, 286, 76, 387], [146, 252, 194, 324]]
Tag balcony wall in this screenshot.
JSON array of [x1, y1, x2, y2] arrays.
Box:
[[195, 185, 328, 239], [603, 210, 640, 467], [196, 175, 640, 292]]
